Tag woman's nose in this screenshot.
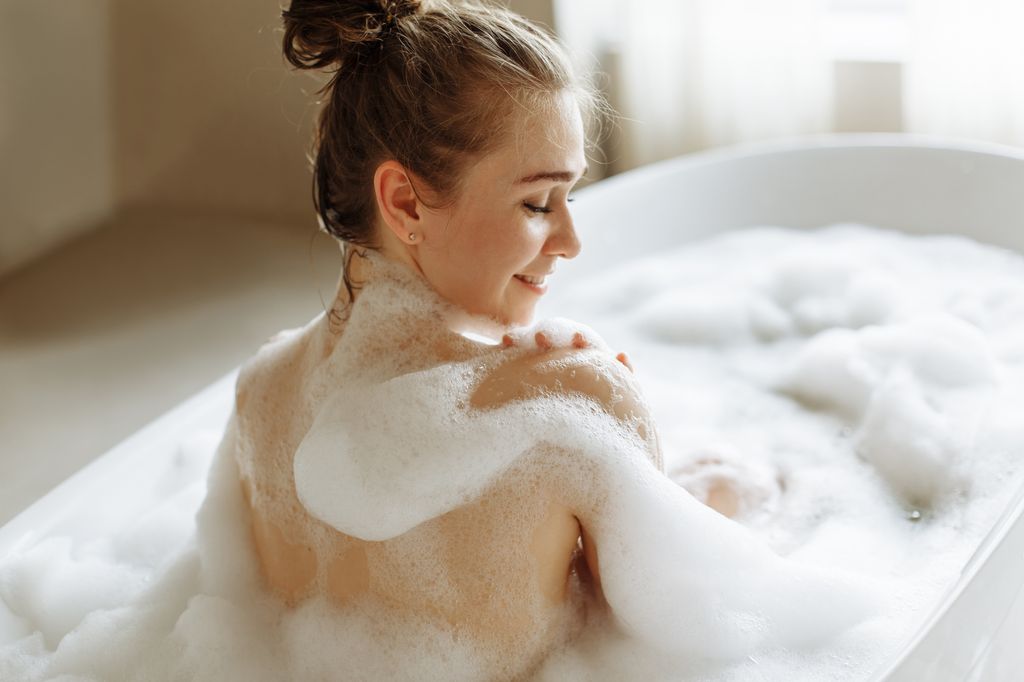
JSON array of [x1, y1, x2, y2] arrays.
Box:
[[547, 210, 582, 259]]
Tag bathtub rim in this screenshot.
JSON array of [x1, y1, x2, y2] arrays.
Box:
[[554, 130, 1024, 282], [577, 131, 1024, 198], [0, 368, 238, 560]]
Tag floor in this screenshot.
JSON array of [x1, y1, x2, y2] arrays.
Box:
[[0, 209, 341, 526]]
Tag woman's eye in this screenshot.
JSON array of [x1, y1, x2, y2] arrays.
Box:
[[523, 202, 552, 214]]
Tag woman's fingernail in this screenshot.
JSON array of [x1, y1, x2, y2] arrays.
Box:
[[535, 331, 551, 349], [572, 332, 586, 348], [502, 334, 514, 348]]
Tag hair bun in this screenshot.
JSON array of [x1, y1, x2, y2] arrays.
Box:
[[282, 0, 424, 70], [381, 0, 422, 22]]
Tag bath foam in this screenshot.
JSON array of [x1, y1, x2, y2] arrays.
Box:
[[225, 252, 634, 680], [776, 314, 998, 506], [286, 248, 876, 674], [2, 224, 1024, 681], [292, 325, 616, 541], [293, 368, 878, 662], [287, 251, 619, 543], [543, 222, 1024, 677]]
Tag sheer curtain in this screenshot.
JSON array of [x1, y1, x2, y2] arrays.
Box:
[[554, 0, 835, 175], [553, 0, 1024, 177], [904, 0, 1024, 147]]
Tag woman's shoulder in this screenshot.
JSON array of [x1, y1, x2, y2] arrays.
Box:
[[235, 321, 320, 414], [471, 345, 663, 470]]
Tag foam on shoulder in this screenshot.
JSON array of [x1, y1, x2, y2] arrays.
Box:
[[292, 255, 646, 541]]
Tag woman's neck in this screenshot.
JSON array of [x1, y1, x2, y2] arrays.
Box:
[[327, 246, 511, 345]]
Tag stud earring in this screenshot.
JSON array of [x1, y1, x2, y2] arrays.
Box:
[[408, 232, 417, 242]]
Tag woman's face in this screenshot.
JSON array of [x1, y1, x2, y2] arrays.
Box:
[[412, 91, 587, 328]]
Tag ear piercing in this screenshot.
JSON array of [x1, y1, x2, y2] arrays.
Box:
[[408, 232, 418, 242]]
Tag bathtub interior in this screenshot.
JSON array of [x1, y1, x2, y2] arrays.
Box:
[[3, 133, 1023, 680], [540, 132, 1024, 682]]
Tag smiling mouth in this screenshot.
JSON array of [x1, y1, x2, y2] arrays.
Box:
[[513, 273, 547, 286], [512, 273, 549, 295]]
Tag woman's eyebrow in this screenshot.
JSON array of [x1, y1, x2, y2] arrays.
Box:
[[516, 165, 589, 185]]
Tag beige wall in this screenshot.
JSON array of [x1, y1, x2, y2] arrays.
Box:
[[110, 0, 553, 227], [0, 1, 322, 279], [834, 61, 903, 134], [111, 0, 316, 225], [0, 0, 115, 277], [507, 0, 556, 30]]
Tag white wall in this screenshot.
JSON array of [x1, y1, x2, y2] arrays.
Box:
[[0, 0, 115, 277]]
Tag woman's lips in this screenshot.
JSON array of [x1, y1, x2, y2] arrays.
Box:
[[513, 273, 548, 294]]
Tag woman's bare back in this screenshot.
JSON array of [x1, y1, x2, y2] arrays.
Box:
[[230, 305, 662, 667]]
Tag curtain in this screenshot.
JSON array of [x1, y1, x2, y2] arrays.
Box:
[[553, 0, 1024, 176], [554, 0, 834, 175], [904, 0, 1024, 147]]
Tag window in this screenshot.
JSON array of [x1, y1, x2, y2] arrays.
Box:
[[826, 0, 910, 63]]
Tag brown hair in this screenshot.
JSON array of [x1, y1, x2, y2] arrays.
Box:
[[281, 0, 607, 304]]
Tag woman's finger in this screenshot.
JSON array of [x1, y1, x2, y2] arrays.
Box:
[[616, 351, 634, 373], [572, 332, 588, 349], [535, 331, 552, 350]]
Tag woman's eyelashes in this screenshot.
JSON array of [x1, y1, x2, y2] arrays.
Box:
[[523, 194, 575, 214]]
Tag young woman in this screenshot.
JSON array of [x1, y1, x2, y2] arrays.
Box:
[[228, 1, 663, 675], [228, 1, 788, 678]]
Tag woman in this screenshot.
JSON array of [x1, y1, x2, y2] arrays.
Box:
[[231, 0, 663, 677], [226, 2, 861, 679]]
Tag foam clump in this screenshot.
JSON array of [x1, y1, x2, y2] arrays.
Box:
[[2, 224, 1024, 681], [759, 246, 902, 334], [777, 313, 998, 506]]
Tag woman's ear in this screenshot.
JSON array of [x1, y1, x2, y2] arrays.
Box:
[[374, 160, 423, 244]]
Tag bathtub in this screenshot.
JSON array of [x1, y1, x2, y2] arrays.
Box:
[[2, 132, 1022, 680]]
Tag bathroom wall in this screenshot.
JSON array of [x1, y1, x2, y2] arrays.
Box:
[[834, 61, 903, 133], [0, 0, 321, 280], [111, 0, 553, 231], [0, 0, 906, 280], [0, 0, 115, 277], [507, 0, 556, 29], [111, 0, 315, 226]]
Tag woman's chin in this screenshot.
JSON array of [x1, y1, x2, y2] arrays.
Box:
[[445, 305, 516, 340], [500, 305, 536, 329]]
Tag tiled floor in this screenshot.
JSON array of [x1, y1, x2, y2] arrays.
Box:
[[0, 209, 340, 525]]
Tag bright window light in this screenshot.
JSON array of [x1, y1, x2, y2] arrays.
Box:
[[826, 0, 910, 63]]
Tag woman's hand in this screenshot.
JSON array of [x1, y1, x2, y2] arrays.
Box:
[[501, 330, 634, 373]]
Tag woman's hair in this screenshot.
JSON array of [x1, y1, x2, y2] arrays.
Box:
[[281, 0, 607, 304]]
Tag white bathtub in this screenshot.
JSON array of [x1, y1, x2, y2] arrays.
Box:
[[3, 133, 1023, 680]]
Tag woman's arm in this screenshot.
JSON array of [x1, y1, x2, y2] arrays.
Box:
[[471, 346, 665, 611]]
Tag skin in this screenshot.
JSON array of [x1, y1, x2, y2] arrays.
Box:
[[359, 89, 587, 330], [345, 88, 640, 599], [237, 89, 738, 656]]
